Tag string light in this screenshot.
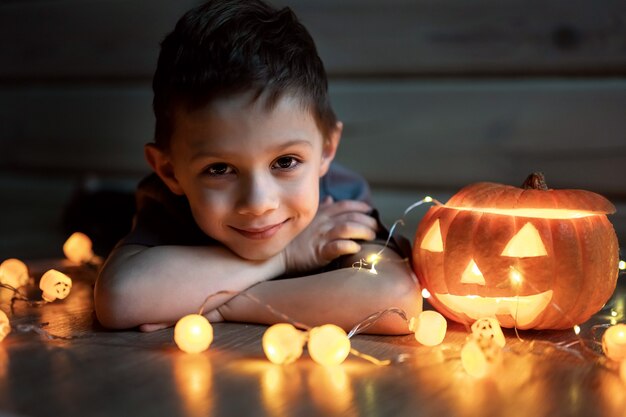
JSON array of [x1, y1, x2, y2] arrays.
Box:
[[174, 314, 214, 354], [410, 310, 447, 346], [307, 325, 351, 366], [602, 324, 626, 362], [262, 323, 306, 365], [619, 260, 625, 271], [0, 310, 10, 342], [0, 258, 29, 288], [39, 269, 72, 302], [63, 232, 96, 264]]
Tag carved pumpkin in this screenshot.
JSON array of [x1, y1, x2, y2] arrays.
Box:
[[412, 173, 619, 330]]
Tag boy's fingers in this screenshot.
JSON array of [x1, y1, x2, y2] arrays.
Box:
[[322, 240, 361, 260], [326, 222, 376, 241], [139, 322, 172, 332], [320, 199, 371, 216]]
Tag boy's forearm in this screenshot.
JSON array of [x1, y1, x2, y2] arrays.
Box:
[[218, 244, 422, 335], [94, 244, 285, 329]]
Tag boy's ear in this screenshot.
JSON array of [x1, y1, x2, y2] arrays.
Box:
[[320, 121, 342, 176], [144, 143, 185, 195]]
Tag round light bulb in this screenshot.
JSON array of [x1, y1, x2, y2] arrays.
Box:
[[307, 324, 351, 366], [63, 232, 94, 264], [602, 324, 626, 362], [262, 323, 305, 365], [0, 310, 11, 342], [413, 310, 447, 346], [0, 258, 29, 288], [174, 314, 213, 354]]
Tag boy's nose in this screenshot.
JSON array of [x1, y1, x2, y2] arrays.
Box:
[[236, 174, 279, 216]]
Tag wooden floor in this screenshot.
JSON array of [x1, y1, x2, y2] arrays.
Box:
[[0, 261, 625, 417]]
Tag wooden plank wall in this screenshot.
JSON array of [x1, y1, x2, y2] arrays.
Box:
[[1, 0, 625, 258]]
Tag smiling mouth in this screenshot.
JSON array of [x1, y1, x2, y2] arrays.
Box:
[[435, 290, 553, 327], [230, 220, 288, 240]]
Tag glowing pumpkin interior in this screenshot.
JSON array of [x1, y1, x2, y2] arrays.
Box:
[[416, 201, 617, 328]]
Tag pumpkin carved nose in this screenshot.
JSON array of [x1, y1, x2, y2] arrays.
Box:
[[460, 259, 485, 285]]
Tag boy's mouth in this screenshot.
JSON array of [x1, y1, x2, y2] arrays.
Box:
[[230, 220, 288, 240]]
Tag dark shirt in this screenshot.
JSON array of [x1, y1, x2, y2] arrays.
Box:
[[117, 163, 410, 272]]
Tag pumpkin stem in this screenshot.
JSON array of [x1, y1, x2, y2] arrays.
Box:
[[522, 172, 548, 190]]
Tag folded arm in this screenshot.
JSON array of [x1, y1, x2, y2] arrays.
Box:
[[217, 243, 422, 335]]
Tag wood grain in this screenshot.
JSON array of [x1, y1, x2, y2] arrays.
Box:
[[1, 0, 624, 79], [0, 262, 624, 417]]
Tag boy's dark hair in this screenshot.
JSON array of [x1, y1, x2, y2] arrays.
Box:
[[153, 0, 337, 149]]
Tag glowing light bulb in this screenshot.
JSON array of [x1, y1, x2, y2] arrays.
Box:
[[421, 288, 431, 299], [602, 324, 626, 362], [39, 269, 72, 302], [471, 317, 506, 348], [0, 258, 29, 288], [412, 310, 447, 346], [174, 314, 213, 354], [461, 339, 488, 378], [509, 268, 523, 287], [366, 254, 380, 275], [307, 324, 351, 366], [573, 325, 581, 335], [619, 260, 625, 271], [0, 310, 10, 342], [63, 232, 95, 264], [262, 323, 305, 365], [424, 196, 433, 203]]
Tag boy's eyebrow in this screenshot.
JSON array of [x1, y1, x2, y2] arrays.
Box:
[[190, 139, 314, 161]]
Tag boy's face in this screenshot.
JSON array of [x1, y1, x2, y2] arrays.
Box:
[[148, 93, 339, 261]]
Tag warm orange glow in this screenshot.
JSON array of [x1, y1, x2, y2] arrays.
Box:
[[420, 219, 443, 252], [308, 365, 354, 415], [445, 206, 594, 219], [307, 324, 351, 366], [262, 323, 305, 365], [0, 258, 29, 288], [174, 314, 213, 354], [63, 232, 94, 264], [501, 223, 547, 257], [0, 310, 10, 342], [173, 352, 213, 416], [436, 290, 553, 327], [461, 339, 488, 378], [39, 269, 72, 302], [602, 324, 626, 362], [460, 259, 485, 285], [471, 317, 505, 348], [620, 360, 626, 383], [412, 310, 447, 346]]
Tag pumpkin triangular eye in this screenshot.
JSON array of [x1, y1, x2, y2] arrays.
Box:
[[501, 222, 547, 258], [460, 259, 486, 285], [420, 219, 443, 252]]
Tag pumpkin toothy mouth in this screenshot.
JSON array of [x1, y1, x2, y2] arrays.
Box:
[[435, 290, 553, 327]]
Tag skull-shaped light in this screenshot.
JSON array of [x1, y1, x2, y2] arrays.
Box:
[[39, 269, 72, 302], [413, 173, 619, 330], [63, 232, 94, 264], [0, 258, 29, 288]]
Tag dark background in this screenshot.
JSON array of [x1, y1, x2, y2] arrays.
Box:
[[1, 0, 625, 259]]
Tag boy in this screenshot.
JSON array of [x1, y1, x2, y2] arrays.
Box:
[[94, 0, 421, 334]]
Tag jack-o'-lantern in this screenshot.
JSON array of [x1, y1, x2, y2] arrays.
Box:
[[413, 173, 619, 330]]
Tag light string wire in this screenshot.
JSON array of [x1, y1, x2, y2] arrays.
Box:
[[196, 288, 408, 365]]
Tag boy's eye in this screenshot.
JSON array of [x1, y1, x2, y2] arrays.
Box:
[[204, 163, 233, 176], [273, 156, 299, 170]]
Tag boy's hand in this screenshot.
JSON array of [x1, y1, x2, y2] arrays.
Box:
[[282, 197, 377, 274]]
